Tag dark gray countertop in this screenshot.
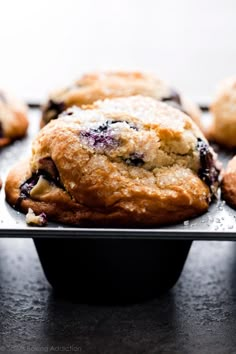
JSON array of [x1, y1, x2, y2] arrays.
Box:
[[0, 239, 236, 353]]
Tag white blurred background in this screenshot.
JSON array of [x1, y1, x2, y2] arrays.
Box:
[[0, 0, 235, 103]]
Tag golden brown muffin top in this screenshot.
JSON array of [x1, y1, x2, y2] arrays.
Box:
[[33, 96, 218, 206]]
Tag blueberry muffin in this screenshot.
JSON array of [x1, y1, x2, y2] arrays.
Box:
[[0, 90, 28, 147], [221, 156, 236, 208], [41, 71, 202, 129], [6, 96, 219, 227], [210, 77, 236, 148]]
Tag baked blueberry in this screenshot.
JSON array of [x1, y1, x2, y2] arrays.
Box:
[[42, 99, 66, 125], [80, 129, 118, 150], [124, 153, 144, 167], [196, 138, 220, 194], [38, 157, 60, 182], [0, 122, 3, 138], [20, 175, 39, 199]]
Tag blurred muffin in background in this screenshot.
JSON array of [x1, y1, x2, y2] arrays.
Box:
[[210, 77, 236, 148], [221, 156, 236, 208], [41, 71, 202, 129], [0, 90, 28, 148]]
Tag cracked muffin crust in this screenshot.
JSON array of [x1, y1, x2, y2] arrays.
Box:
[[6, 96, 219, 227], [41, 71, 202, 130], [0, 90, 28, 147], [210, 77, 236, 148]]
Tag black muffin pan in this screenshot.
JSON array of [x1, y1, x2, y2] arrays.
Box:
[[0, 107, 235, 303]]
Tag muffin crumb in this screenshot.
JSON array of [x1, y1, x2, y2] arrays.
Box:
[[26, 208, 47, 226]]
